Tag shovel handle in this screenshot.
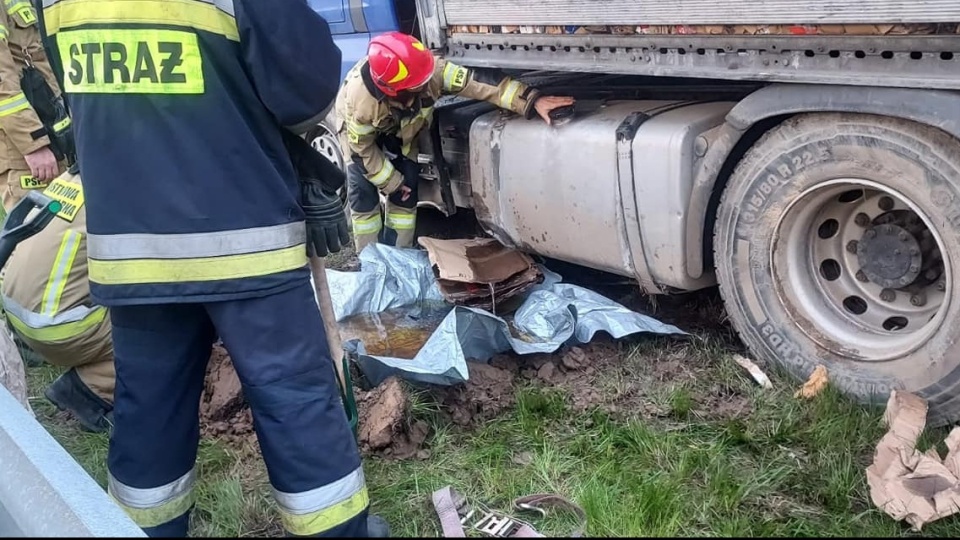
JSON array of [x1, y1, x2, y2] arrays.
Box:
[[310, 255, 358, 436], [310, 256, 343, 379]]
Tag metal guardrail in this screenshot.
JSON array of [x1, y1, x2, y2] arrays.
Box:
[[0, 384, 145, 537]]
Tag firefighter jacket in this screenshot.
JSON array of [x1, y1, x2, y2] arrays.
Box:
[[2, 170, 104, 344], [335, 55, 541, 195], [0, 0, 60, 172], [38, 0, 344, 306]]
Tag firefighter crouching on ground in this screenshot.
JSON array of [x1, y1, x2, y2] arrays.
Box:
[[1, 167, 114, 433], [335, 31, 575, 251], [39, 0, 385, 537], [0, 0, 66, 213]]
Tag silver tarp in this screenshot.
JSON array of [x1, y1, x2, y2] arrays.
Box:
[[325, 244, 688, 386]]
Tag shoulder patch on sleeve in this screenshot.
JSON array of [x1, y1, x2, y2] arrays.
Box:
[[442, 62, 469, 93]]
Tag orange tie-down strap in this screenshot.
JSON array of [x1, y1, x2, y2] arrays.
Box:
[[431, 486, 587, 537]]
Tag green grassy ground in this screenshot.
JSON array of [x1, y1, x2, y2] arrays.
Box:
[[25, 330, 960, 538]]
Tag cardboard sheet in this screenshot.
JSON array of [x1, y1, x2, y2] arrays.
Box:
[[417, 237, 543, 311], [866, 391, 960, 530]]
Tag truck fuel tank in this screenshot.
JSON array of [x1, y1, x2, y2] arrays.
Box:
[[468, 99, 735, 291]]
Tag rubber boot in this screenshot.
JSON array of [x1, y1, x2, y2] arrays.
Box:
[[44, 368, 113, 433]]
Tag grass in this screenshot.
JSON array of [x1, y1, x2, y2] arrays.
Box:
[[24, 328, 960, 538]]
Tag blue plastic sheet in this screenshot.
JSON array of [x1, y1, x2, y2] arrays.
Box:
[[324, 243, 688, 386]]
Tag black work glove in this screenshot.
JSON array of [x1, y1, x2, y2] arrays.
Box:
[[388, 156, 421, 209], [302, 178, 350, 258]]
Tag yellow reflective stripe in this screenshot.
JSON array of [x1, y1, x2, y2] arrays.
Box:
[[279, 487, 369, 536], [499, 80, 522, 109], [56, 28, 205, 94], [385, 212, 416, 231], [112, 491, 193, 529], [0, 93, 30, 117], [351, 215, 382, 236], [88, 244, 307, 285], [44, 0, 239, 41], [399, 107, 434, 130], [53, 116, 71, 132], [6, 0, 30, 14], [346, 120, 374, 137], [109, 467, 196, 529], [6, 305, 106, 343], [41, 230, 82, 316], [442, 62, 468, 92], [0, 24, 7, 40], [367, 159, 395, 187]]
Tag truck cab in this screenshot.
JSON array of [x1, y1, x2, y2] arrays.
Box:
[[304, 0, 419, 171]]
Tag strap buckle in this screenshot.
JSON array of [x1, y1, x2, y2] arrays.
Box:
[[473, 511, 520, 537]]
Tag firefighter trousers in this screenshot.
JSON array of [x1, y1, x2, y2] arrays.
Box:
[[106, 279, 370, 537], [19, 311, 115, 402], [347, 163, 417, 252]]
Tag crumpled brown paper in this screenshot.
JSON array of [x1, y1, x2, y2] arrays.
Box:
[[866, 391, 960, 530], [795, 364, 828, 399], [0, 327, 33, 415]]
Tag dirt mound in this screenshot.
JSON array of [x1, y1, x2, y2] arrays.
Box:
[[356, 377, 429, 460], [436, 360, 517, 426], [200, 343, 255, 443]]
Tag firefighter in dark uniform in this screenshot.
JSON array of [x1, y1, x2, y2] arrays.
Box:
[[335, 31, 575, 251], [38, 0, 384, 536]]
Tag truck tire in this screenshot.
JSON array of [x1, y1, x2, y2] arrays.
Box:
[[714, 113, 960, 426], [303, 117, 350, 214]]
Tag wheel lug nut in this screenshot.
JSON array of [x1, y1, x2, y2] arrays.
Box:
[[879, 196, 895, 211], [855, 213, 871, 227], [899, 232, 910, 242], [911, 248, 920, 256], [865, 229, 877, 239], [911, 293, 927, 307], [938, 281, 947, 292], [910, 265, 920, 273], [926, 269, 939, 280], [847, 240, 858, 253], [880, 289, 896, 302], [856, 270, 868, 282], [894, 249, 902, 255]]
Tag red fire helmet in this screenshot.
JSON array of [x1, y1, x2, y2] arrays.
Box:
[[367, 32, 435, 97]]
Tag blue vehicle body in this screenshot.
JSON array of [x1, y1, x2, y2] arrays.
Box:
[[307, 0, 404, 83]]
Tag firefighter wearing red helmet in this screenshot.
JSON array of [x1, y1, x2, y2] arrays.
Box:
[[335, 31, 575, 251]]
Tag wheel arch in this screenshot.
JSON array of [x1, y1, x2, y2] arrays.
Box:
[[685, 84, 960, 280]]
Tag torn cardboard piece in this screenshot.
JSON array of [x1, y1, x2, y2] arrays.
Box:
[[795, 364, 828, 399], [866, 391, 960, 530], [417, 237, 543, 312], [732, 354, 772, 389], [0, 328, 33, 415]]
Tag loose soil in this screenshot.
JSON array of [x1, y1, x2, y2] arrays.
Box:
[[199, 329, 749, 460], [200, 343, 254, 444], [199, 247, 748, 460]]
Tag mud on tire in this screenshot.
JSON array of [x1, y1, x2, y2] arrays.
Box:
[[714, 113, 960, 426]]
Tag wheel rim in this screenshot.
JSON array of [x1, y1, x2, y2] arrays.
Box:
[[309, 125, 345, 172], [306, 124, 349, 210], [772, 178, 952, 361]]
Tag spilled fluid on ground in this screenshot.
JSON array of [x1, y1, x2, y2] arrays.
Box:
[[339, 303, 454, 359]]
